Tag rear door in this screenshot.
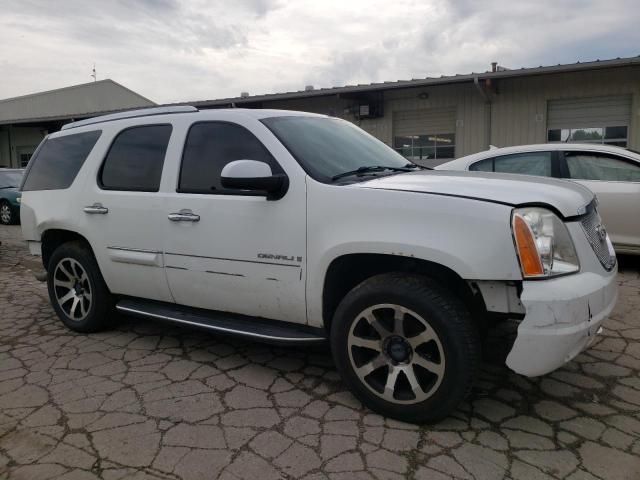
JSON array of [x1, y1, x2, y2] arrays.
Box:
[[560, 150, 640, 250], [78, 123, 174, 302]]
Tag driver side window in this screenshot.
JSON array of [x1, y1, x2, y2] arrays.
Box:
[[564, 152, 640, 182], [178, 122, 283, 194]]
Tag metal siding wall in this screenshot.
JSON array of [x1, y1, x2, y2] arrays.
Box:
[[263, 84, 487, 155], [490, 66, 640, 150], [258, 65, 640, 156]]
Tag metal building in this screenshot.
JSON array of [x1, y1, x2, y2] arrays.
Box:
[[0, 80, 155, 168], [186, 56, 640, 167]]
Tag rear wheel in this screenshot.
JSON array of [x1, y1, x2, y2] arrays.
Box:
[[47, 241, 113, 332], [0, 201, 13, 225], [330, 273, 480, 423]]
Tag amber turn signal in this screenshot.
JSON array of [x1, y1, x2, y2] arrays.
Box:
[[513, 214, 544, 277]]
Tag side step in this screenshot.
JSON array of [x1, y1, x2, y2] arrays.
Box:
[[116, 298, 327, 346]]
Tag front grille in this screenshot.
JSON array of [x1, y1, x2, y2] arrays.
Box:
[[580, 209, 616, 271]]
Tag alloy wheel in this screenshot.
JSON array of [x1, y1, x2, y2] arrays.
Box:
[[0, 204, 11, 224], [347, 303, 445, 404], [53, 258, 92, 321]]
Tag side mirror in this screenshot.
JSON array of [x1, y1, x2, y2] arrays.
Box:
[[220, 160, 288, 200]]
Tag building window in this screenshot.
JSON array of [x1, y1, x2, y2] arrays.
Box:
[[20, 153, 33, 167], [547, 126, 628, 147], [394, 133, 455, 161]]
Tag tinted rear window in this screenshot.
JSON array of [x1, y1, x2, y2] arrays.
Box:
[[99, 125, 172, 192], [21, 131, 102, 191]]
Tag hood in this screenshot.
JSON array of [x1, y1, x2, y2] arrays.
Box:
[[0, 187, 21, 205], [357, 170, 594, 217]]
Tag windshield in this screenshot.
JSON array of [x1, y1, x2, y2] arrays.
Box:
[[262, 116, 412, 182], [0, 171, 23, 189]]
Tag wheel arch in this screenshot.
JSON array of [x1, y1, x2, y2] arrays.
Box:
[[322, 253, 487, 334], [41, 229, 94, 271]]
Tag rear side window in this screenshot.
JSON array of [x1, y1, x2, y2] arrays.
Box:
[[469, 158, 493, 172], [178, 122, 282, 194], [470, 152, 553, 176], [100, 125, 172, 192], [21, 130, 101, 191]]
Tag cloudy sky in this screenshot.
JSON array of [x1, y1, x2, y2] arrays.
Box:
[[1, 0, 638, 103]]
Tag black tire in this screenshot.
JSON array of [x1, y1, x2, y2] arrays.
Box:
[[47, 241, 114, 333], [0, 200, 14, 225], [330, 273, 481, 423]]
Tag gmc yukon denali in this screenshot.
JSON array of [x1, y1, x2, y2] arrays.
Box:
[[19, 106, 618, 423]]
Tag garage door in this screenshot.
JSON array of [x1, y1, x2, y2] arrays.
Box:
[[393, 107, 457, 162], [547, 95, 631, 146]]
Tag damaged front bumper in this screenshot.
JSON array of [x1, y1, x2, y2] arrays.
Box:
[[506, 267, 618, 377]]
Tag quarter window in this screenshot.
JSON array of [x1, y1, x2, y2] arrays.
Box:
[[565, 153, 640, 182], [470, 152, 553, 176], [22, 130, 102, 191], [178, 122, 282, 194], [548, 126, 628, 147], [394, 133, 455, 162], [100, 125, 172, 192]]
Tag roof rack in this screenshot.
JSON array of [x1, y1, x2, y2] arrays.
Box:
[[61, 105, 198, 130]]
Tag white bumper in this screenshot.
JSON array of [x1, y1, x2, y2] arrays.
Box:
[[506, 266, 618, 377]]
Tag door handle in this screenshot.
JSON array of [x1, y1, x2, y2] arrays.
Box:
[[168, 209, 200, 222], [84, 203, 109, 215]]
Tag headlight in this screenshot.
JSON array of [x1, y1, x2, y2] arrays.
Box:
[[16, 197, 21, 203], [512, 207, 579, 278]]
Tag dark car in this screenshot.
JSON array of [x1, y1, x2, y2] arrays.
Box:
[[0, 169, 24, 225]]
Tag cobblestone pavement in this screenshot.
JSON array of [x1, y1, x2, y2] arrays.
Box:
[[0, 225, 639, 480]]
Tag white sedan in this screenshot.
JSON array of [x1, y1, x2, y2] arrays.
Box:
[[436, 143, 640, 254]]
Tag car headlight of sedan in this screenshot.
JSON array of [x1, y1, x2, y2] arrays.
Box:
[[16, 196, 21, 203], [511, 207, 579, 278]]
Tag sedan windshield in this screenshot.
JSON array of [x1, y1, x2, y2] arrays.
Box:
[[0, 171, 23, 189], [262, 116, 415, 183]]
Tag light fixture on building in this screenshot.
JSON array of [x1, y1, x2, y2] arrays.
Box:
[[417, 92, 429, 100]]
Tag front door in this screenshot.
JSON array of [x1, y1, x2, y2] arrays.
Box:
[[162, 120, 307, 324], [79, 123, 174, 302]]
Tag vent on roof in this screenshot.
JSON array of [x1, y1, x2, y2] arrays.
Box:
[[305, 85, 314, 91], [240, 92, 250, 98]]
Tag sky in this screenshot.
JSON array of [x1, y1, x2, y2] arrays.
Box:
[[0, 0, 639, 104]]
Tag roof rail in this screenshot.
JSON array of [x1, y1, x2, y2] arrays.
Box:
[[61, 105, 198, 130]]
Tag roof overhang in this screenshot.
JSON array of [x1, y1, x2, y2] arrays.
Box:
[[184, 56, 640, 108]]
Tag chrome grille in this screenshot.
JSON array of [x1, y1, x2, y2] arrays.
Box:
[[580, 209, 616, 271]]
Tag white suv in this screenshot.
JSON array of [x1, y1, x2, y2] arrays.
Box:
[[20, 106, 618, 423]]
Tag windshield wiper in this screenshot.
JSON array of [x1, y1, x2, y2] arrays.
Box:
[[0, 186, 18, 190], [332, 165, 412, 181], [404, 163, 432, 170]]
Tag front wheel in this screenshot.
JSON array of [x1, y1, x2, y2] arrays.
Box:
[[330, 273, 480, 423], [47, 241, 114, 333]]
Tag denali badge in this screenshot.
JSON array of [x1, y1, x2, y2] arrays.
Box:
[[258, 253, 303, 262]]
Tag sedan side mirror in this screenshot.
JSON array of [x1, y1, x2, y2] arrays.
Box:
[[220, 160, 288, 200]]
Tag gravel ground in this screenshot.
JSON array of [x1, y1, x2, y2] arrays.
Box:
[[0, 224, 639, 480]]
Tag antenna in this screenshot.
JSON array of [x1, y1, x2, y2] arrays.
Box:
[[91, 64, 97, 82]]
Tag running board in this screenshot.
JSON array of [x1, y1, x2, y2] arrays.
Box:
[[115, 298, 327, 345]]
